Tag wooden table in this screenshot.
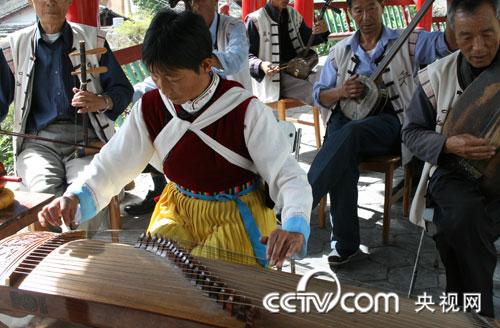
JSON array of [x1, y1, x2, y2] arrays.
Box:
[[0, 191, 54, 241]]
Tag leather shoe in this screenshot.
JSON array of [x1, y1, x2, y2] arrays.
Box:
[[124, 190, 158, 216]]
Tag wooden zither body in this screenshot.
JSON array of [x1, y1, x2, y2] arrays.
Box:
[[0, 232, 494, 328]]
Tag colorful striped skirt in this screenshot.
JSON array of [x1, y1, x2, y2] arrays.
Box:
[[147, 181, 276, 266]]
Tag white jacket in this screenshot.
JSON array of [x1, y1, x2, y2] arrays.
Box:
[[1, 22, 116, 156], [69, 82, 312, 227]]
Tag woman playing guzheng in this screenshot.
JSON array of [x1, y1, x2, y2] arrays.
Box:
[[37, 9, 313, 269]]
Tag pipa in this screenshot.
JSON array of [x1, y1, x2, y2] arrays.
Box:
[[0, 231, 496, 328]]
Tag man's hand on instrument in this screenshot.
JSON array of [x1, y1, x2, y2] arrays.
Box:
[[444, 133, 496, 160], [312, 19, 328, 35], [260, 229, 304, 269], [341, 75, 365, 99], [260, 61, 280, 76], [38, 195, 80, 228], [72, 88, 112, 113]]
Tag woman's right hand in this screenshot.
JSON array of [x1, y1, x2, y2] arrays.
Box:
[[38, 195, 80, 228]]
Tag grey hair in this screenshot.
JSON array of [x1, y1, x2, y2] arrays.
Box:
[[346, 0, 384, 8], [447, 0, 498, 29]]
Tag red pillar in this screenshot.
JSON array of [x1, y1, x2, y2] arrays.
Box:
[[242, 0, 266, 21], [67, 0, 100, 27], [416, 0, 432, 31], [294, 0, 314, 28]]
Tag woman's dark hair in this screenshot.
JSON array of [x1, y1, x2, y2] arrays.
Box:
[[142, 9, 212, 74]]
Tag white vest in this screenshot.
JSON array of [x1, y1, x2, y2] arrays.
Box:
[[247, 7, 305, 103], [216, 14, 252, 91], [322, 29, 420, 125], [1, 22, 116, 157], [322, 29, 420, 164], [410, 51, 462, 227]]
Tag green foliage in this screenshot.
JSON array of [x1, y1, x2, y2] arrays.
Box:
[[0, 106, 14, 174], [314, 40, 335, 56], [106, 11, 153, 50], [132, 0, 164, 15]]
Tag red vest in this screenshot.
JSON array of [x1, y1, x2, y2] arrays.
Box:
[[141, 79, 257, 192]]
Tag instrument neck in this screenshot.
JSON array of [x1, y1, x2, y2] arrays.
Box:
[[301, 0, 333, 57], [370, 0, 435, 82]]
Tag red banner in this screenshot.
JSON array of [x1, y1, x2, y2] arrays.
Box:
[[416, 0, 432, 31], [242, 0, 266, 21], [294, 0, 314, 28], [67, 0, 100, 27]]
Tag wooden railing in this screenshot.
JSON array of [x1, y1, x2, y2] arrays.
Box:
[[111, 0, 448, 83], [113, 44, 150, 84], [313, 0, 447, 41]]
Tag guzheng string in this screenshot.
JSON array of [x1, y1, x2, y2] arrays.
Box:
[[6, 235, 338, 326], [4, 234, 494, 328]]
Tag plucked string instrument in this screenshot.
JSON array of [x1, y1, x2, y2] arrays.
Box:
[[281, 0, 338, 80], [0, 43, 107, 158], [0, 231, 496, 328], [340, 0, 434, 120], [441, 53, 500, 198]]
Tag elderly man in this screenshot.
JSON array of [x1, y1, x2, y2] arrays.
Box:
[[308, 0, 456, 267], [245, 0, 329, 105], [403, 0, 499, 318], [0, 0, 133, 231]]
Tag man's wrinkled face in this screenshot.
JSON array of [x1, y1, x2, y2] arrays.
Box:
[[270, 0, 290, 11], [349, 0, 384, 36], [453, 3, 500, 68], [192, 0, 216, 25], [30, 0, 72, 29]]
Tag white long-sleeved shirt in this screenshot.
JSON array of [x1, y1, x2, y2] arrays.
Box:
[[68, 77, 312, 247]]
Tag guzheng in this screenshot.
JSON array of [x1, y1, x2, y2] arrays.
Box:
[[0, 232, 495, 328]]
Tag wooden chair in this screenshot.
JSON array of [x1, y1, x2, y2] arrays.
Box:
[[318, 155, 414, 245], [108, 196, 121, 230], [103, 45, 148, 232], [266, 98, 327, 227], [266, 98, 322, 149]]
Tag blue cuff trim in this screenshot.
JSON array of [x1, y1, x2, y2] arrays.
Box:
[[282, 215, 310, 259], [68, 185, 97, 222]]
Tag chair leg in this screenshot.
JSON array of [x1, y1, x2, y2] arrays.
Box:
[[403, 162, 413, 217], [318, 196, 327, 229], [312, 107, 322, 149], [108, 195, 121, 230], [277, 100, 287, 121], [382, 165, 395, 244], [408, 227, 426, 297]]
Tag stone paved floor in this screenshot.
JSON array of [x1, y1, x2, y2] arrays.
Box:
[[116, 106, 500, 319]]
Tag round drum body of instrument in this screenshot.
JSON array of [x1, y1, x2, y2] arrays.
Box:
[[340, 76, 388, 121], [285, 49, 319, 80]]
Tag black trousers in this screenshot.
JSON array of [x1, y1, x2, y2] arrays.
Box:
[[429, 167, 500, 317]]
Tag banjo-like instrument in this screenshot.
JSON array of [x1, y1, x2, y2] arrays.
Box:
[[341, 0, 435, 120]]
